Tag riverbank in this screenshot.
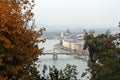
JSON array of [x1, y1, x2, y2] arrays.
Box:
[[54, 43, 89, 61]]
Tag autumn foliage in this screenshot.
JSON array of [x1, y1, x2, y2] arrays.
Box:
[[0, 0, 45, 79]]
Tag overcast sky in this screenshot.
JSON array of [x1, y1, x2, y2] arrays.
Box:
[[33, 0, 120, 31]]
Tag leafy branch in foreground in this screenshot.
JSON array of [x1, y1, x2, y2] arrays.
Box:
[[84, 30, 120, 80], [0, 0, 45, 79], [39, 64, 78, 80]]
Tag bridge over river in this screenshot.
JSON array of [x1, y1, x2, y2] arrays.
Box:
[[43, 53, 88, 61], [42, 46, 89, 60]]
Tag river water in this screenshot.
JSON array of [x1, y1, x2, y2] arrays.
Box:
[[37, 39, 90, 80]]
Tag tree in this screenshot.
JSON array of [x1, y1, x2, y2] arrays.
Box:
[[84, 30, 120, 80], [39, 64, 78, 80], [0, 0, 45, 79]]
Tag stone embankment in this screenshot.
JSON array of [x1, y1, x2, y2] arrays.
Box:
[[54, 43, 89, 61]]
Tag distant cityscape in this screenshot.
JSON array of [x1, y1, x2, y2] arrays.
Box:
[[43, 27, 120, 39], [59, 28, 84, 52]]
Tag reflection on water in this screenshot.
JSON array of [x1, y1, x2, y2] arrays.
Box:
[[37, 39, 90, 79]]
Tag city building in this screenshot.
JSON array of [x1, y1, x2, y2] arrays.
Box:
[[62, 38, 84, 52], [60, 28, 85, 52]]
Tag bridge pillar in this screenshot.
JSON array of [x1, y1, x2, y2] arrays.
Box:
[[53, 47, 58, 60]]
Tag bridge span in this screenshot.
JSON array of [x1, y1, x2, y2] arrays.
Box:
[[43, 53, 83, 55], [42, 47, 88, 60]]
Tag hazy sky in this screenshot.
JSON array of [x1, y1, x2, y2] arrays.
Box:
[[33, 0, 120, 31]]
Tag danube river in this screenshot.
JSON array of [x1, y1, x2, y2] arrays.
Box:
[[37, 39, 90, 80]]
